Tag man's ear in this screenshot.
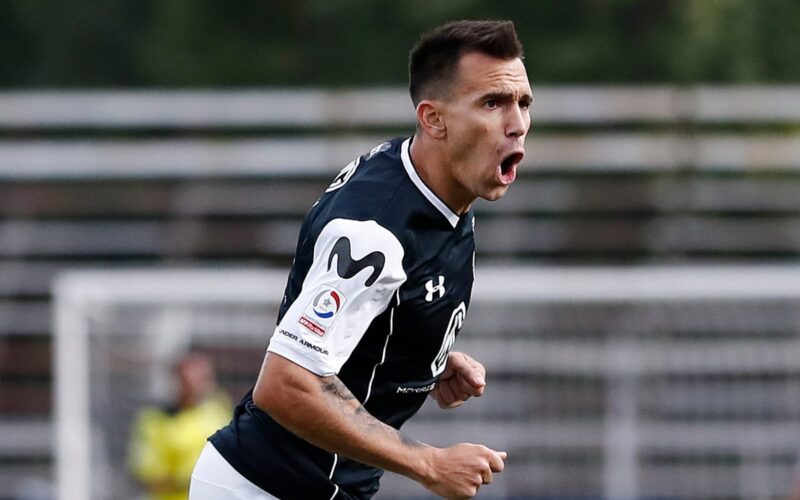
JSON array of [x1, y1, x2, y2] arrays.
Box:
[[415, 100, 447, 139]]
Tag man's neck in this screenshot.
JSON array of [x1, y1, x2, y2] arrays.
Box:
[[409, 134, 472, 215]]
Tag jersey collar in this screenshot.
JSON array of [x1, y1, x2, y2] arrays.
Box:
[[400, 138, 460, 228]]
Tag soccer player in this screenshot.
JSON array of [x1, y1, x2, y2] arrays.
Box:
[[190, 19, 532, 500]]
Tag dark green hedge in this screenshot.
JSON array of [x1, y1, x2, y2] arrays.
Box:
[[2, 0, 799, 87]]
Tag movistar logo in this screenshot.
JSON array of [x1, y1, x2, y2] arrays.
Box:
[[327, 237, 385, 287]]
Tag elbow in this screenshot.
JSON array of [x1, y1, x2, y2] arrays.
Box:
[[253, 372, 290, 417], [252, 378, 276, 413], [252, 354, 318, 421]]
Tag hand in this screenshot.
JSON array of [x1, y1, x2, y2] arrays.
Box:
[[420, 443, 506, 499], [430, 352, 486, 409]]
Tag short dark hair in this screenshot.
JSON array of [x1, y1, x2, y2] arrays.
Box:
[[408, 20, 523, 107]]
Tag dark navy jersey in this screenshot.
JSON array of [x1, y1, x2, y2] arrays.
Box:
[[210, 137, 476, 499]]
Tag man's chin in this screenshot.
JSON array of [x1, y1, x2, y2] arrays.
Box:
[[481, 186, 510, 202]]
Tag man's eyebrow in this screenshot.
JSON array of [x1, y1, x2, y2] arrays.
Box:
[[480, 91, 533, 103], [480, 91, 514, 101]]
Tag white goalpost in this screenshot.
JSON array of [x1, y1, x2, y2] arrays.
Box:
[[53, 269, 286, 500], [53, 265, 800, 499]]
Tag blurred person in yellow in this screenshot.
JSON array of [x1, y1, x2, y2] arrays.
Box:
[[129, 352, 231, 500]]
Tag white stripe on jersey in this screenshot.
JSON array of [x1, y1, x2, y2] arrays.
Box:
[[328, 485, 339, 500], [328, 453, 338, 479], [328, 453, 339, 500], [363, 288, 401, 405]]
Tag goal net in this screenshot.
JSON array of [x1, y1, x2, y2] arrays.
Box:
[[53, 266, 800, 499]]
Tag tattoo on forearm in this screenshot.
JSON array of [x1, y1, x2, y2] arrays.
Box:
[[319, 377, 375, 427], [319, 377, 423, 448], [320, 378, 357, 402]]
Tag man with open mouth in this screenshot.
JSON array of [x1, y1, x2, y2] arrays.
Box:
[[191, 19, 532, 500]]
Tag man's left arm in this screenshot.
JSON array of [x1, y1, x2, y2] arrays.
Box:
[[429, 351, 486, 409]]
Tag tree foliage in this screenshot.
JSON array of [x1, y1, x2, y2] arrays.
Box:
[[1, 0, 798, 87]]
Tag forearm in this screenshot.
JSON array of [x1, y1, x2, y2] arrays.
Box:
[[253, 353, 433, 483]]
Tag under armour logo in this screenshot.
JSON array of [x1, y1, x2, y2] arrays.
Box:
[[328, 237, 385, 287], [425, 276, 446, 302]]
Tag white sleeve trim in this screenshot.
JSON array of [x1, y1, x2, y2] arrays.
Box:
[[268, 218, 406, 375], [267, 334, 333, 376]]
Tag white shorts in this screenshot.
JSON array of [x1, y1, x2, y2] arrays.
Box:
[[189, 442, 279, 500]]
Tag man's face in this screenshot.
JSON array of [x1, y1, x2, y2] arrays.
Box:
[[439, 52, 532, 206]]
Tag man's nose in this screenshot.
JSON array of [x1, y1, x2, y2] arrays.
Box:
[[506, 104, 529, 138]]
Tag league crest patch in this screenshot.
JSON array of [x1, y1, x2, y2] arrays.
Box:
[[299, 285, 347, 337], [366, 141, 391, 160]]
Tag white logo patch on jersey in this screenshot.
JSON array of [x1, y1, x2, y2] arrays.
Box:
[[425, 276, 446, 302], [299, 285, 347, 337], [326, 157, 360, 193], [269, 218, 407, 377], [431, 302, 466, 376]]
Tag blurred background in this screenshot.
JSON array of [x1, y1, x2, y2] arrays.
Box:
[[2, 0, 800, 499]]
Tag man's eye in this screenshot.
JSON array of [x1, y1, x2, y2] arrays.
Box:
[[485, 100, 498, 109], [520, 101, 531, 110]]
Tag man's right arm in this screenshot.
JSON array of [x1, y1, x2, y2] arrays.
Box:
[[253, 352, 506, 500]]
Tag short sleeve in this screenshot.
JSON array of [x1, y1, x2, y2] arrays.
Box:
[[267, 218, 406, 376]]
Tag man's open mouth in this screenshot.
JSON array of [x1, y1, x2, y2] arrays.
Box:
[[499, 151, 524, 183]]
